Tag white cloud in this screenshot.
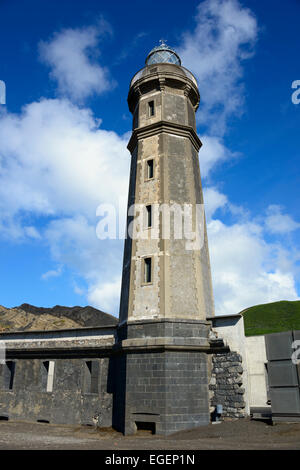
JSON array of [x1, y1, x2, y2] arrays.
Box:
[[0, 99, 129, 226], [200, 135, 239, 178], [39, 20, 114, 101], [0, 98, 129, 314], [45, 215, 105, 280], [265, 205, 300, 234], [41, 266, 63, 281], [178, 0, 258, 135], [87, 276, 121, 313], [43, 215, 123, 314], [208, 219, 299, 315], [203, 186, 228, 220], [24, 226, 41, 239]]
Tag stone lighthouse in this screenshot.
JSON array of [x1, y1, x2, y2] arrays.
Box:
[[115, 42, 215, 435]]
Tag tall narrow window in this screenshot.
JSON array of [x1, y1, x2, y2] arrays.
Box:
[[147, 159, 154, 179], [144, 257, 152, 284], [3, 361, 15, 390], [42, 361, 55, 392], [148, 100, 155, 117], [264, 363, 270, 402], [146, 205, 152, 228], [84, 360, 99, 394]]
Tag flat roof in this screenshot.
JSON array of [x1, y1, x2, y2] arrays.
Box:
[[207, 314, 242, 320], [0, 323, 118, 336]]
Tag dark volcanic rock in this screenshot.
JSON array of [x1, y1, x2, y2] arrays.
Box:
[[16, 304, 118, 328]]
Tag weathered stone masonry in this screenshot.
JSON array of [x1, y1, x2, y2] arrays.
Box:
[[0, 43, 250, 434], [0, 326, 116, 426], [209, 352, 246, 419], [113, 319, 214, 435]]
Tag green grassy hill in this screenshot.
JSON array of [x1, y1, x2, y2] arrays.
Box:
[[241, 300, 300, 336]]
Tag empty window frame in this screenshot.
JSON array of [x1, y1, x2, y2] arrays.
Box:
[[135, 421, 156, 434], [143, 257, 152, 284], [42, 361, 55, 392], [145, 205, 152, 228], [148, 100, 155, 117], [84, 360, 99, 394], [2, 361, 15, 390], [146, 159, 154, 180], [264, 363, 270, 401]]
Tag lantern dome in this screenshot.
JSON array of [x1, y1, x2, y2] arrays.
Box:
[[145, 41, 181, 66]]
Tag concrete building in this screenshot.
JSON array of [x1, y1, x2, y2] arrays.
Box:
[[0, 43, 251, 434], [0, 325, 117, 425]]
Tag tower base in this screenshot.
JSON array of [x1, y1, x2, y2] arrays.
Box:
[[113, 319, 213, 435]]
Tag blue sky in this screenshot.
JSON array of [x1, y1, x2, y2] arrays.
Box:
[[0, 0, 299, 316]]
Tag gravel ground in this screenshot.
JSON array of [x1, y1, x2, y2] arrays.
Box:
[[0, 418, 300, 450]]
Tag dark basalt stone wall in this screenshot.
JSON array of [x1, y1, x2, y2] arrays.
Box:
[[0, 356, 113, 426], [114, 320, 212, 435], [122, 349, 211, 435], [209, 352, 246, 419]]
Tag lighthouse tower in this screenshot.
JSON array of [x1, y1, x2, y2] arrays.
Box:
[[115, 42, 215, 435]]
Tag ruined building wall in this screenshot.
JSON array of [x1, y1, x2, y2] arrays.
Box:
[[209, 352, 246, 419], [0, 357, 113, 426], [0, 327, 116, 426]]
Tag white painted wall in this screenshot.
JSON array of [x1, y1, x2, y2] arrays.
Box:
[[245, 335, 269, 408]]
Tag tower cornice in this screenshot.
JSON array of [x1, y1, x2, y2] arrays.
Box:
[[127, 120, 202, 154], [128, 65, 200, 113]]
